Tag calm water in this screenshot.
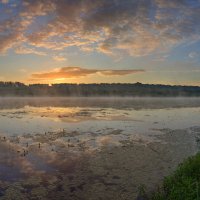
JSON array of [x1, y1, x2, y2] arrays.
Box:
[[0, 97, 200, 199], [0, 97, 200, 145], [0, 97, 200, 135]]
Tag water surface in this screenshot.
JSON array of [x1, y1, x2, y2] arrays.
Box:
[[0, 97, 200, 199]]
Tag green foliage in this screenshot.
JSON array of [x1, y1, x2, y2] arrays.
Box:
[[151, 153, 200, 200], [138, 184, 148, 199]]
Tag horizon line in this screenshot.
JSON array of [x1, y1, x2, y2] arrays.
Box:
[[0, 81, 199, 87]]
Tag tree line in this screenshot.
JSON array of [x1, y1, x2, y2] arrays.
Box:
[[0, 81, 199, 96]]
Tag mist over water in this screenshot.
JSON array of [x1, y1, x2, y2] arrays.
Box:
[[1, 96, 200, 108]]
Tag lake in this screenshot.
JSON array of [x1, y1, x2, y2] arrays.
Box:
[[0, 97, 200, 199]]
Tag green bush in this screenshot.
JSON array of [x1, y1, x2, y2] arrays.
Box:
[[151, 153, 200, 200]]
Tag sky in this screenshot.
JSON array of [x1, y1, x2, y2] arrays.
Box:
[[0, 0, 200, 85]]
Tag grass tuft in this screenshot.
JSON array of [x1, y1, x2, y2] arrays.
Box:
[[151, 153, 200, 200]]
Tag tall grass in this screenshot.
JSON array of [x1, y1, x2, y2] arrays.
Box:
[[151, 153, 200, 200]]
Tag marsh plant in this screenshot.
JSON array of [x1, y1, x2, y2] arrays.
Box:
[[151, 153, 200, 200]]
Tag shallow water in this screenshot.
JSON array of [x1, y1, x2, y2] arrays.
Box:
[[0, 97, 200, 199], [0, 97, 200, 136]]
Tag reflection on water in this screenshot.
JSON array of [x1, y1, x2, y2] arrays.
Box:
[[0, 97, 200, 199]]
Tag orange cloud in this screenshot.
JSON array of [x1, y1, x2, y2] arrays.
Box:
[[1, 0, 9, 4], [30, 67, 145, 81], [100, 69, 145, 76], [1, 0, 199, 57]]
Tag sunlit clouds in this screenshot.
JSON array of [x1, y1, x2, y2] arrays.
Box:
[[30, 67, 145, 82], [15, 46, 47, 56], [52, 55, 67, 62], [1, 0, 9, 4], [0, 0, 200, 85], [1, 0, 200, 56]]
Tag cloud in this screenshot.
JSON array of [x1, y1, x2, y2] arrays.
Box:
[[15, 46, 47, 56], [0, 33, 22, 54], [1, 0, 200, 57], [1, 0, 9, 4], [20, 0, 56, 17], [188, 52, 198, 58], [30, 66, 145, 81], [100, 69, 145, 76], [52, 55, 67, 62]]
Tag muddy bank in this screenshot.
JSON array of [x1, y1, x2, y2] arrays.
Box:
[[0, 127, 199, 199], [75, 128, 198, 199]]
